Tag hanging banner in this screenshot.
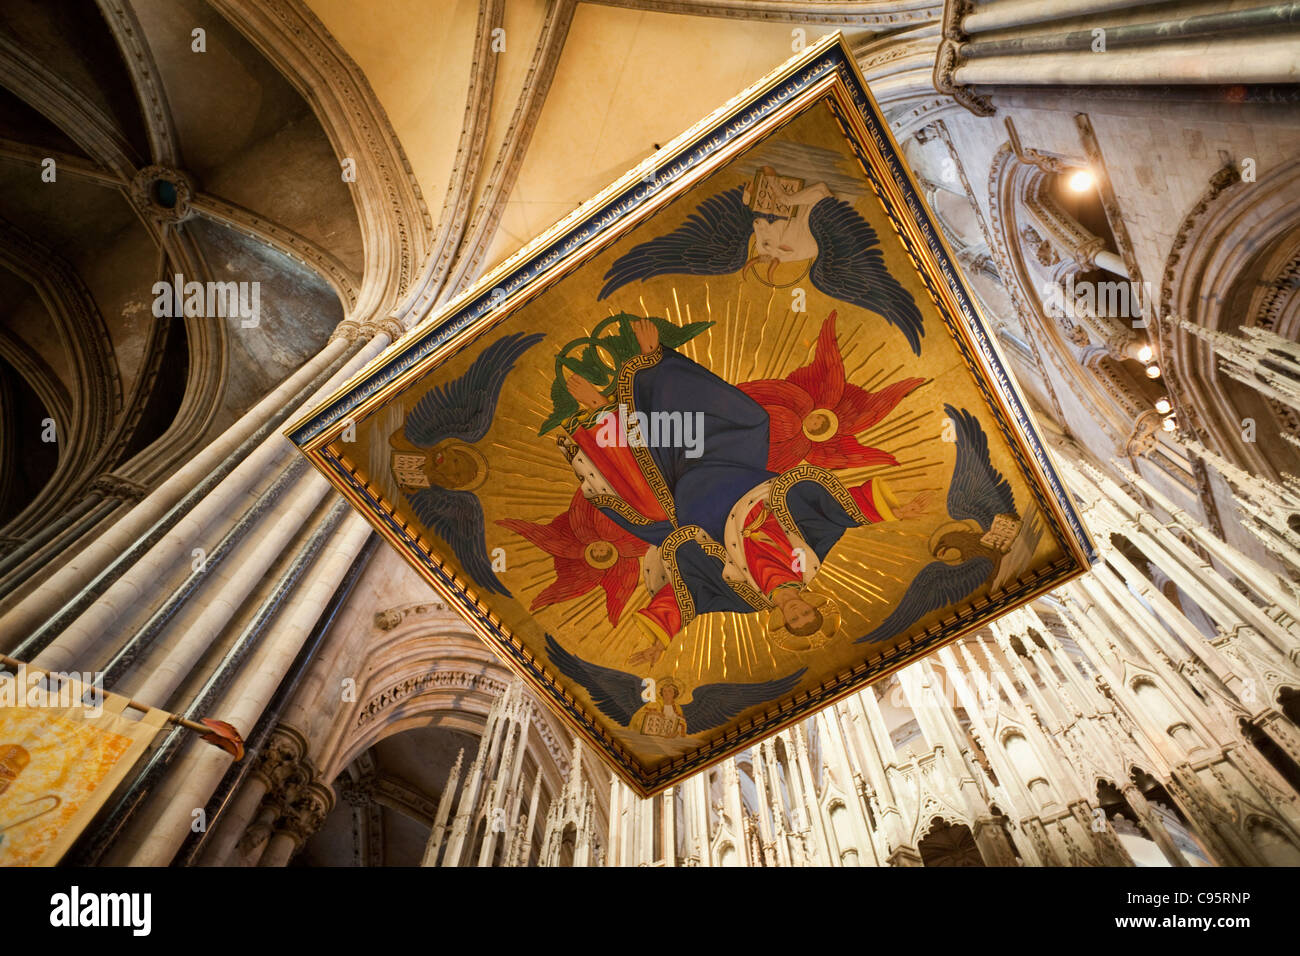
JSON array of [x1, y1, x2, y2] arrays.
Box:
[[0, 666, 168, 866], [285, 32, 1094, 796]]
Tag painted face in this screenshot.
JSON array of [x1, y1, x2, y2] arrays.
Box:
[[784, 597, 819, 632], [751, 216, 789, 259], [659, 683, 678, 705], [429, 445, 481, 490]]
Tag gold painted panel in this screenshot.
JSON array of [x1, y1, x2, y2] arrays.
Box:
[[288, 35, 1093, 796]]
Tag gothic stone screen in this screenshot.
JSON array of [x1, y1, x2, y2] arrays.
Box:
[[287, 35, 1094, 796]]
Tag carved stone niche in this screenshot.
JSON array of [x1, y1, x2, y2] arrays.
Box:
[[1019, 172, 1110, 285], [1020, 225, 1061, 270], [1125, 410, 1165, 458]]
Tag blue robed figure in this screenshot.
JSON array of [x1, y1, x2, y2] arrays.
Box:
[[558, 319, 928, 666]]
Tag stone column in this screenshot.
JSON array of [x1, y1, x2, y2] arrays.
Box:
[[422, 749, 464, 867], [749, 745, 779, 866], [198, 774, 271, 867], [257, 783, 333, 867], [662, 787, 676, 866], [29, 331, 393, 675], [1121, 782, 1187, 867], [722, 758, 748, 865], [1099, 545, 1243, 686], [0, 330, 357, 640], [687, 772, 710, 865], [112, 510, 377, 865], [515, 771, 544, 867], [205, 725, 334, 868], [816, 707, 875, 864], [1118, 461, 1300, 620], [1070, 458, 1297, 653]]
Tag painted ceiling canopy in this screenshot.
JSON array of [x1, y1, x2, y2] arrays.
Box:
[[288, 35, 1093, 796]]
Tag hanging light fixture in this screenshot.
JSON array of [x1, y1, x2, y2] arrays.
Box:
[[1137, 344, 1154, 363], [1162, 417, 1177, 433], [1155, 398, 1172, 414], [1067, 168, 1096, 193], [1145, 364, 1162, 379]]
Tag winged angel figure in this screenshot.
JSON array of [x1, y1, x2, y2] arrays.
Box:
[[598, 174, 925, 354], [857, 404, 1043, 644], [546, 634, 805, 747], [399, 332, 545, 596]]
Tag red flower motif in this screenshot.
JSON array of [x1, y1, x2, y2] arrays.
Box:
[[498, 489, 648, 625], [739, 312, 925, 473]]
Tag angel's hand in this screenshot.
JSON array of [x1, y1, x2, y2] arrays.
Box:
[[895, 490, 934, 521], [628, 640, 665, 668], [566, 373, 607, 411], [631, 319, 659, 355]]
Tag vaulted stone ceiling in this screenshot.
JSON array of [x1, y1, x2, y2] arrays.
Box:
[[0, 0, 992, 618], [0, 1, 949, 855], [0, 0, 947, 539], [303, 0, 935, 286], [0, 0, 360, 532]]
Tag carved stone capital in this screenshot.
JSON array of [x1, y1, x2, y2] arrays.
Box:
[[361, 317, 406, 342], [88, 473, 150, 502], [329, 319, 363, 343], [278, 782, 335, 844], [1073, 236, 1108, 271], [1124, 409, 1164, 457], [250, 725, 310, 790], [238, 725, 333, 858], [933, 39, 994, 118]]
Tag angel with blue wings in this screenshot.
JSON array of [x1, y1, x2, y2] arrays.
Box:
[[599, 167, 926, 354], [389, 331, 546, 596], [856, 404, 1043, 644], [545, 634, 806, 749]]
